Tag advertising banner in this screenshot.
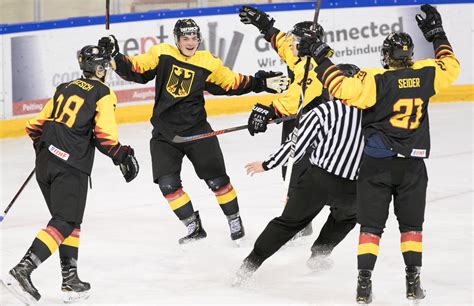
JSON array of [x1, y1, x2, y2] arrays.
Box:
[[2, 3, 473, 118]]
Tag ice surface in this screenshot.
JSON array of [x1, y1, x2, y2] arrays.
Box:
[[0, 102, 472, 305]]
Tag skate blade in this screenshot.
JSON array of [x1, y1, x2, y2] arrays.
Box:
[[62, 289, 91, 303], [232, 237, 244, 248], [1, 275, 38, 305], [306, 258, 334, 272]]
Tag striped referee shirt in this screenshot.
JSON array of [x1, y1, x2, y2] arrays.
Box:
[[262, 100, 364, 180]]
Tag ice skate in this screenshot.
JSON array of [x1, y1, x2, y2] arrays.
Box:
[[227, 212, 245, 245], [231, 258, 258, 287], [4, 251, 41, 304], [61, 257, 91, 303], [179, 211, 207, 245], [406, 266, 426, 300], [306, 252, 334, 271], [356, 269, 373, 304]]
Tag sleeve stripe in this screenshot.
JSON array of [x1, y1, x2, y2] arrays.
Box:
[[329, 78, 343, 95], [324, 71, 344, 88], [321, 65, 338, 84], [435, 44, 453, 54]]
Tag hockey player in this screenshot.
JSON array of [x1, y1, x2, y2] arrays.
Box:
[[297, 4, 460, 303], [238, 6, 332, 236], [235, 63, 364, 284], [98, 19, 288, 244], [4, 45, 139, 304]]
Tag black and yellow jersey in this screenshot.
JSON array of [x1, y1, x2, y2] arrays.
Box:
[[264, 28, 328, 116], [114, 43, 263, 140], [315, 38, 460, 158], [26, 78, 124, 174]]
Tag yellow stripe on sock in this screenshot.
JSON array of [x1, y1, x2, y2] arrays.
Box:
[[357, 243, 379, 256], [169, 193, 191, 210], [62, 236, 80, 248], [216, 189, 237, 205], [401, 241, 422, 253], [37, 230, 60, 254]]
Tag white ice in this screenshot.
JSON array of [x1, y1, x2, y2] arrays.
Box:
[[0, 102, 472, 305]]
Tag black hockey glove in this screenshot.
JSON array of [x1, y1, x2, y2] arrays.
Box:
[[239, 6, 275, 34], [254, 70, 289, 94], [114, 145, 139, 183], [297, 36, 334, 65], [98, 35, 119, 58], [415, 4, 446, 42], [335, 63, 360, 77], [248, 103, 276, 136]]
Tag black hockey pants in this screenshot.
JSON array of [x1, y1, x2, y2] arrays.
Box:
[[251, 165, 357, 264]]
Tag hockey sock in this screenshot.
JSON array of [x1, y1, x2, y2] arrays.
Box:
[[31, 226, 67, 262], [213, 183, 239, 216], [59, 228, 81, 261], [357, 232, 380, 270], [401, 231, 422, 267], [165, 188, 194, 220]]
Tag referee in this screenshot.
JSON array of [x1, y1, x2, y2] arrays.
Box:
[[235, 64, 364, 283]]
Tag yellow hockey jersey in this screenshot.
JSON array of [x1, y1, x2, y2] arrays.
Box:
[[264, 28, 328, 116]]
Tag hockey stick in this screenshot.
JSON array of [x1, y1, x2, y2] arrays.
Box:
[[172, 115, 296, 143], [281, 0, 322, 201], [0, 168, 35, 223], [105, 0, 110, 30]]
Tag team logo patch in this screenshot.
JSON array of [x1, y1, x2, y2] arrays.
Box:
[[166, 65, 195, 98], [356, 71, 367, 81], [48, 144, 70, 161], [410, 149, 426, 158]]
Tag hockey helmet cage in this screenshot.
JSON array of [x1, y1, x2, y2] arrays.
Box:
[[381, 32, 414, 69], [77, 45, 110, 75]]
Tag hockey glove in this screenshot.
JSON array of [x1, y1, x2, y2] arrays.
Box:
[[98, 35, 119, 58], [416, 4, 446, 42], [335, 63, 360, 77], [254, 70, 289, 94], [297, 36, 334, 65], [248, 103, 276, 136], [114, 145, 139, 183], [239, 6, 275, 34]]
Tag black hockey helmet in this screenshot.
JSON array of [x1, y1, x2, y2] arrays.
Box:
[[173, 19, 201, 44], [288, 21, 324, 40], [77, 45, 110, 76], [381, 32, 414, 69]]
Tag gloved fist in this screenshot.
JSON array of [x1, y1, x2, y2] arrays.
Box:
[[415, 4, 445, 42], [248, 103, 276, 136], [114, 145, 139, 183], [98, 35, 119, 58], [239, 6, 275, 34], [255, 70, 289, 94], [297, 36, 333, 65], [335, 63, 360, 77]]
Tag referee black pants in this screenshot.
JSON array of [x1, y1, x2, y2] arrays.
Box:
[[249, 165, 357, 265]]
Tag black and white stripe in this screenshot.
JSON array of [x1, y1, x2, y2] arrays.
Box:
[[263, 100, 364, 180]]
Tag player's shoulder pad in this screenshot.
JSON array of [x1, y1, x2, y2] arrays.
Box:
[[195, 50, 224, 69], [412, 58, 439, 70], [147, 43, 174, 57], [354, 67, 384, 81]]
